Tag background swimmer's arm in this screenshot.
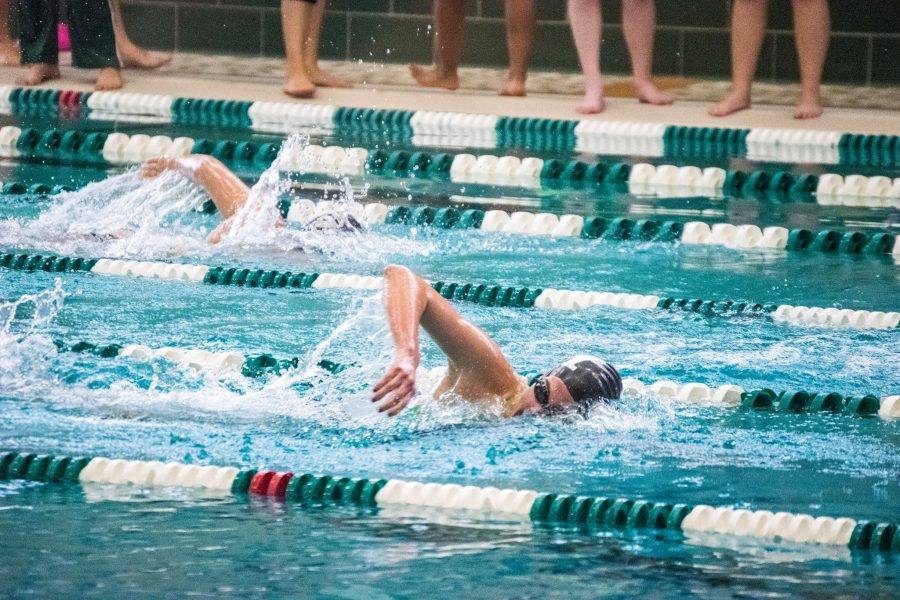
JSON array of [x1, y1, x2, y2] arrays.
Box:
[[141, 155, 250, 219], [372, 265, 519, 416]]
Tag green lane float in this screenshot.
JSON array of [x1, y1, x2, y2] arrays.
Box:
[[0, 449, 896, 552]]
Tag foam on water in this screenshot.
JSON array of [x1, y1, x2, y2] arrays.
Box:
[[0, 171, 210, 258]]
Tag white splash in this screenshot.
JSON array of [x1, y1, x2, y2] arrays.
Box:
[[0, 132, 433, 263], [0, 279, 66, 397], [0, 169, 209, 259]]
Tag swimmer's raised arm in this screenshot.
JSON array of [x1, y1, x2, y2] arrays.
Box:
[[141, 155, 249, 218], [372, 265, 520, 416]]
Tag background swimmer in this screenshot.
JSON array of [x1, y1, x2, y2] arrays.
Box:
[[141, 154, 361, 244]]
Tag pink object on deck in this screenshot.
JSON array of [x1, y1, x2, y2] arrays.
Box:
[[57, 23, 71, 52]]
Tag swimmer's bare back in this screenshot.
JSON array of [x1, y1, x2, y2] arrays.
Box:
[[141, 155, 284, 244]]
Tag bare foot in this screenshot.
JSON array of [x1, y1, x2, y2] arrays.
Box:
[[284, 72, 316, 98], [16, 63, 59, 86], [499, 75, 526, 97], [576, 82, 605, 114], [409, 63, 459, 91], [95, 67, 123, 90], [307, 66, 352, 88], [709, 89, 751, 117], [634, 80, 673, 105], [119, 44, 172, 70], [0, 40, 20, 66], [793, 91, 823, 119]]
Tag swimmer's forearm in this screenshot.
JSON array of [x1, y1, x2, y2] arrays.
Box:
[[382, 265, 427, 364], [173, 155, 250, 220]]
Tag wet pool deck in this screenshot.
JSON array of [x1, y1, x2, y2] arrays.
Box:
[[0, 54, 898, 136]]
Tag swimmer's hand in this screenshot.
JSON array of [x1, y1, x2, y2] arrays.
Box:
[[372, 354, 418, 417], [140, 156, 178, 179]]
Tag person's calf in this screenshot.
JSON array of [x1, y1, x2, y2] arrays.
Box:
[[0, 39, 20, 66]]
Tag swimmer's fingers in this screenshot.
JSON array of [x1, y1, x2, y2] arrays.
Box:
[[376, 382, 415, 416], [140, 156, 176, 179], [139, 157, 165, 179], [372, 367, 408, 400]]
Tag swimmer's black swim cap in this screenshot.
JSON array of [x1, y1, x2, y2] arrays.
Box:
[[548, 355, 622, 410]]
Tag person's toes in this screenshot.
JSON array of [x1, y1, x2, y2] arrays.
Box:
[[284, 84, 316, 99], [793, 103, 823, 120], [576, 98, 605, 114], [409, 63, 434, 86], [642, 90, 674, 105], [708, 94, 750, 117], [122, 49, 172, 70], [95, 68, 123, 91], [309, 70, 352, 88]]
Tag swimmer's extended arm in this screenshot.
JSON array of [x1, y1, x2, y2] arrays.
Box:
[[141, 155, 250, 243], [372, 265, 520, 416]]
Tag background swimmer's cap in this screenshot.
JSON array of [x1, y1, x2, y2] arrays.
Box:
[[548, 355, 622, 409]]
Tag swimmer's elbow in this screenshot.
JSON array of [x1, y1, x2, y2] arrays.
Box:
[[383, 264, 411, 280]]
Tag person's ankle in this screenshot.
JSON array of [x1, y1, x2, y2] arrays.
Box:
[[799, 86, 821, 98], [730, 83, 752, 97], [435, 66, 457, 80]]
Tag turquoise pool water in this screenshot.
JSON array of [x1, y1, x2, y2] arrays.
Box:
[[0, 128, 897, 597]]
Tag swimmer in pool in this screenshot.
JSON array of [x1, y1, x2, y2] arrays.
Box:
[[140, 154, 360, 244], [372, 265, 622, 418]]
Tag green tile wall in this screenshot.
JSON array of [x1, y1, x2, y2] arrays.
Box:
[[118, 0, 898, 85]]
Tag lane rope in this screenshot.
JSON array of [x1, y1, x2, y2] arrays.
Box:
[[3, 85, 896, 165], [0, 450, 896, 552], [2, 252, 898, 330], [1, 173, 897, 258]]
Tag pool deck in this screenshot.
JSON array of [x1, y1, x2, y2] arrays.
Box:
[[1, 55, 898, 136]]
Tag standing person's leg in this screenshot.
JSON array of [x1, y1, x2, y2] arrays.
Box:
[[567, 0, 604, 114], [282, 0, 316, 98], [303, 0, 351, 88], [709, 0, 768, 117], [622, 0, 672, 105], [67, 0, 122, 89], [791, 0, 828, 119], [108, 0, 171, 70], [499, 0, 534, 96], [410, 0, 465, 90], [0, 1, 20, 65], [15, 0, 59, 85]]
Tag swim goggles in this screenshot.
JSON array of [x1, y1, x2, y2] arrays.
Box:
[[532, 374, 566, 415]]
